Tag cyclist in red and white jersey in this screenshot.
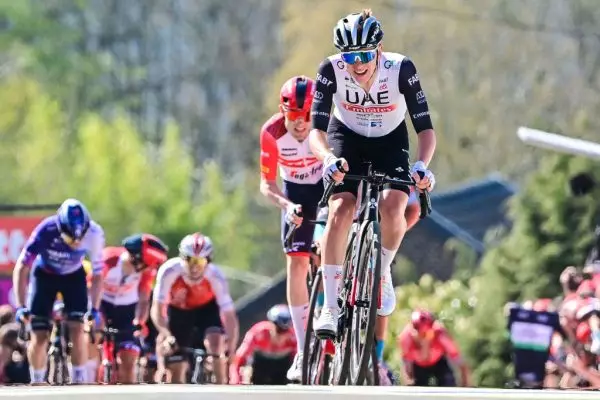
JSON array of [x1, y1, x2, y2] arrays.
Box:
[[150, 233, 239, 384], [397, 310, 470, 387], [309, 9, 436, 342], [229, 304, 297, 385], [259, 75, 323, 381], [93, 233, 169, 384]]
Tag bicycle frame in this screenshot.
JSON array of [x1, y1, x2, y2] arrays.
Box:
[[99, 326, 141, 384], [48, 306, 70, 385], [316, 161, 430, 385], [100, 327, 120, 384]]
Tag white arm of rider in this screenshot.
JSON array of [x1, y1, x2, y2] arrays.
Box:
[[88, 222, 106, 276], [207, 264, 235, 312], [152, 261, 178, 305]]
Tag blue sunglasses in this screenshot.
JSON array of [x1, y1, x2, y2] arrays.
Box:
[[341, 50, 377, 65]]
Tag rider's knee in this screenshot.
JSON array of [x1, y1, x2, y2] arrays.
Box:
[[329, 194, 355, 225], [67, 321, 84, 339], [287, 254, 309, 270], [31, 329, 49, 345], [379, 191, 408, 222]]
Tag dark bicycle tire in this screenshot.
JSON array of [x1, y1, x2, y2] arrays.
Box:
[[347, 221, 381, 385], [320, 353, 333, 385], [302, 268, 323, 385], [365, 343, 379, 386], [52, 352, 65, 385], [333, 227, 360, 385]]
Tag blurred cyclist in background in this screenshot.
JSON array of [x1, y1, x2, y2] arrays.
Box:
[[93, 233, 169, 384], [151, 233, 238, 384], [12, 199, 105, 384], [397, 310, 470, 387], [259, 75, 322, 381], [229, 304, 296, 385]]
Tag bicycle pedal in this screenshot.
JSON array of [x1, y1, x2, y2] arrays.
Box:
[[315, 329, 336, 341]]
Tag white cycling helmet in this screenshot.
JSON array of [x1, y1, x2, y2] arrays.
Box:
[[178, 232, 214, 259]]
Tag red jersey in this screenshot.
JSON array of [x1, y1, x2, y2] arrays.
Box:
[[229, 321, 296, 383], [101, 246, 155, 306], [397, 321, 462, 368], [259, 113, 322, 184]]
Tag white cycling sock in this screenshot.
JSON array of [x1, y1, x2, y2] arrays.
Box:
[[86, 359, 99, 383], [322, 265, 343, 309], [290, 303, 309, 352], [71, 365, 88, 384], [30, 368, 46, 384], [381, 247, 397, 279]]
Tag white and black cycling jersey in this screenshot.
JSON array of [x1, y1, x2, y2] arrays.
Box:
[[311, 52, 433, 138]]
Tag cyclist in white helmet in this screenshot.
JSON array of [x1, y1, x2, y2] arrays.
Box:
[[309, 8, 437, 346], [150, 233, 239, 384]]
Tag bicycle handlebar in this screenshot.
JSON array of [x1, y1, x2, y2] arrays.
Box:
[[318, 163, 432, 219]]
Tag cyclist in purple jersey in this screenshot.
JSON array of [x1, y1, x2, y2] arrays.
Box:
[[12, 199, 105, 384]]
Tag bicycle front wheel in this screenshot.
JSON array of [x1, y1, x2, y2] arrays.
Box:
[[347, 221, 381, 385], [302, 268, 323, 385]]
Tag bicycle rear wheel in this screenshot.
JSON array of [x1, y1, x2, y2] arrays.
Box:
[[302, 268, 323, 384], [346, 221, 381, 385]]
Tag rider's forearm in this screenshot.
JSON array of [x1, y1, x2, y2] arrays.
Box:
[[135, 292, 150, 324], [90, 274, 103, 309], [416, 129, 436, 166], [222, 311, 239, 354], [150, 302, 171, 337], [259, 180, 293, 210], [308, 129, 334, 161], [13, 262, 30, 308]]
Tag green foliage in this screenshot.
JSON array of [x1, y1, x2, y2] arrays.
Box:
[[0, 75, 259, 297]]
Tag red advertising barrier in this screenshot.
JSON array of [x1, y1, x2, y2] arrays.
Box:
[[0, 217, 44, 276]]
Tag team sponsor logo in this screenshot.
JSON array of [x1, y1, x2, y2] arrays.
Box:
[[290, 164, 323, 181], [343, 103, 397, 113], [416, 90, 426, 104], [314, 91, 324, 100], [412, 111, 429, 119], [316, 73, 333, 87], [336, 60, 345, 69], [345, 89, 390, 105], [384, 60, 401, 69], [408, 73, 419, 86]]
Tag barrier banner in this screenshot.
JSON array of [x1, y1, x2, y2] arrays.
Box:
[[0, 278, 13, 307], [0, 217, 44, 276]]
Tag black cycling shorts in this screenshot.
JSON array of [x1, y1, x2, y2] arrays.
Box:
[[281, 180, 323, 255], [327, 116, 411, 197], [100, 301, 140, 353], [166, 300, 224, 362], [27, 266, 88, 331], [251, 353, 293, 385], [413, 357, 456, 387]]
